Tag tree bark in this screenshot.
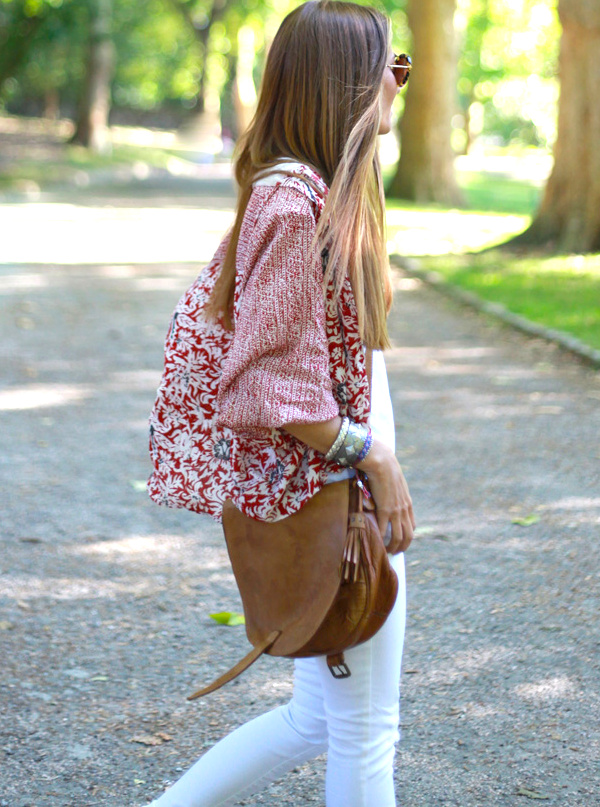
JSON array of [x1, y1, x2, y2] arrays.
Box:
[[71, 0, 114, 153], [512, 0, 600, 252], [168, 0, 229, 114], [387, 0, 463, 205]]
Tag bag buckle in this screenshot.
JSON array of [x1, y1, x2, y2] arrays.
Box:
[[329, 662, 351, 679], [327, 654, 351, 679]]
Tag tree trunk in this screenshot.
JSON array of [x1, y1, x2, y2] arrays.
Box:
[[168, 0, 229, 115], [71, 0, 113, 153], [44, 88, 60, 120], [512, 0, 600, 252], [387, 0, 463, 205]]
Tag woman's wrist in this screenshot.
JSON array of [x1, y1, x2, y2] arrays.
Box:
[[281, 416, 374, 469], [282, 416, 343, 456], [325, 418, 372, 468], [356, 438, 386, 474], [324, 416, 351, 461]]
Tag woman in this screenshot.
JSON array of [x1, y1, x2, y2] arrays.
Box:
[[145, 2, 415, 805]]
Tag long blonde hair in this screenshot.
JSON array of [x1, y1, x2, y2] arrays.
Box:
[[207, 0, 393, 349]]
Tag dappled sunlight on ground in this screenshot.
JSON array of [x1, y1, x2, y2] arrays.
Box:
[[2, 159, 599, 806], [390, 386, 569, 417], [541, 496, 600, 511], [386, 208, 529, 255], [420, 646, 513, 685], [537, 496, 600, 525], [455, 150, 553, 182], [76, 534, 183, 559], [64, 535, 231, 582], [0, 272, 49, 293], [104, 369, 162, 392], [0, 574, 147, 601], [0, 371, 161, 410], [386, 344, 502, 364], [391, 274, 423, 292], [125, 417, 159, 432], [514, 675, 578, 702], [385, 343, 558, 384], [73, 535, 227, 570], [132, 275, 190, 291], [251, 674, 294, 701], [1, 203, 234, 265], [452, 701, 508, 719], [0, 382, 92, 410]]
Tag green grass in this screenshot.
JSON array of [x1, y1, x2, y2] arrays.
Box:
[[383, 147, 547, 217], [3, 131, 597, 354], [384, 170, 539, 256], [459, 172, 543, 216], [412, 251, 600, 352], [0, 142, 173, 190], [386, 205, 530, 256], [384, 164, 599, 354]]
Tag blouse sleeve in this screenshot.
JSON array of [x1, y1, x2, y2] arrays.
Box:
[[216, 190, 339, 433]]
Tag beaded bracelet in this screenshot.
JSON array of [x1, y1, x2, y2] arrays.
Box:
[[355, 429, 373, 465]]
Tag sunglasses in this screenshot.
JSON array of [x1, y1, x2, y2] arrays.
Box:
[[388, 53, 412, 88]]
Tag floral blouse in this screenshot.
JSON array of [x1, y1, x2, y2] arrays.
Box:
[[147, 162, 370, 522]]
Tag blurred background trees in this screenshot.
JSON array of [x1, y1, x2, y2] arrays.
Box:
[[387, 0, 464, 206], [70, 0, 113, 151], [515, 0, 600, 252], [1, 0, 598, 252], [0, 0, 560, 146]]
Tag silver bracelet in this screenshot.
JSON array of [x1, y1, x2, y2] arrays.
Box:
[[331, 420, 370, 467], [325, 417, 350, 461]]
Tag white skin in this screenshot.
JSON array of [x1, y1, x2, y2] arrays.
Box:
[[283, 50, 415, 555], [379, 48, 401, 135]]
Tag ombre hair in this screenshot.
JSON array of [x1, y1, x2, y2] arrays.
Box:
[[208, 0, 393, 349]]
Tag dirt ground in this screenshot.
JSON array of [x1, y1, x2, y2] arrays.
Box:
[[1, 170, 599, 807]]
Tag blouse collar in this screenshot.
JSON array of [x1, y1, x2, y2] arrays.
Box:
[[252, 160, 329, 200]]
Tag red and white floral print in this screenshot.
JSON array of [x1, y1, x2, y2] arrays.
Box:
[[147, 164, 370, 522]]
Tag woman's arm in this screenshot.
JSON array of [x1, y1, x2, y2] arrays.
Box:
[[282, 418, 415, 554], [217, 195, 339, 433]]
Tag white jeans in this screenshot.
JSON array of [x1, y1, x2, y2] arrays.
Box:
[[148, 552, 406, 807]]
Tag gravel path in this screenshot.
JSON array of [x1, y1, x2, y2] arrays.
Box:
[[1, 174, 599, 807]]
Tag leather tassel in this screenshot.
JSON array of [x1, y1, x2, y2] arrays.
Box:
[[342, 513, 366, 583]]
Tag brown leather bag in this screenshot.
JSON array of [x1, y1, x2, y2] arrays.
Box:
[[188, 472, 398, 699]]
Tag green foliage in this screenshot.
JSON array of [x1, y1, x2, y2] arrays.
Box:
[[0, 0, 563, 151], [112, 0, 199, 110], [460, 171, 542, 215], [388, 166, 600, 352], [1, 0, 203, 114], [456, 0, 560, 148], [7, 1, 87, 106]]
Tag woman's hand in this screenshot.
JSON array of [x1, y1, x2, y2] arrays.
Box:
[[282, 418, 415, 554], [357, 439, 415, 554]]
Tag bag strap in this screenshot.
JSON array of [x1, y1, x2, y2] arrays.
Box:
[[187, 630, 281, 701], [325, 349, 372, 679]]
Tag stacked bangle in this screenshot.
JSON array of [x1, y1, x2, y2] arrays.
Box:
[[325, 417, 373, 468], [325, 416, 350, 461]]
